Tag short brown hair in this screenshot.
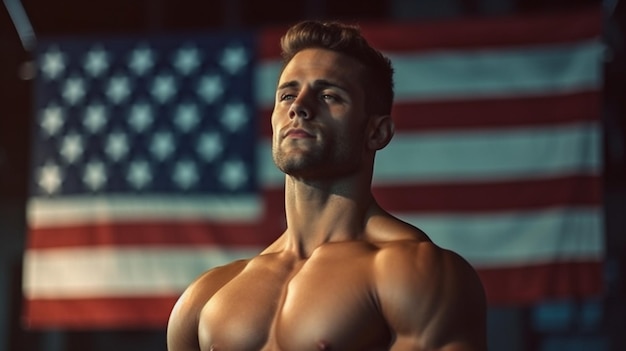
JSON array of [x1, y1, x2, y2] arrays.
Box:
[[280, 20, 395, 117]]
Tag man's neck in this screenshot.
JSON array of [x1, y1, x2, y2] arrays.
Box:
[[281, 175, 376, 258]]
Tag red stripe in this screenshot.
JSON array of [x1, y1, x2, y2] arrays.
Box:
[[374, 174, 602, 213], [391, 91, 601, 132], [27, 221, 280, 249], [23, 296, 178, 329], [479, 260, 604, 305], [259, 8, 600, 59], [26, 217, 286, 250], [258, 91, 601, 137], [22, 259, 604, 329]]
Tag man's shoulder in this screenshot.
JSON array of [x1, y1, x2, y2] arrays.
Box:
[[373, 236, 483, 300], [372, 233, 488, 350], [192, 259, 250, 290]]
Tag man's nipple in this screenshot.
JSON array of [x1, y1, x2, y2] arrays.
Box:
[[317, 340, 331, 350]]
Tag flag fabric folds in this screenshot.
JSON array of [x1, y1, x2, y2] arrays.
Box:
[[23, 9, 604, 328]]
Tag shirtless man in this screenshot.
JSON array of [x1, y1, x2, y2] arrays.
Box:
[[167, 20, 487, 351]]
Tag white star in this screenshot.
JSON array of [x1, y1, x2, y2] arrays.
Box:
[[60, 132, 84, 164], [40, 46, 66, 80], [174, 103, 200, 132], [83, 103, 107, 134], [105, 131, 129, 162], [106, 75, 131, 104], [196, 131, 223, 162], [127, 159, 152, 190], [173, 45, 201, 75], [128, 102, 154, 133], [197, 74, 223, 104], [220, 46, 249, 74], [40, 104, 65, 136], [151, 74, 176, 104], [128, 45, 155, 76], [150, 131, 175, 161], [84, 46, 109, 77], [38, 162, 63, 194], [220, 102, 248, 132], [62, 77, 86, 105], [83, 160, 106, 191], [219, 159, 248, 190], [172, 160, 198, 190]]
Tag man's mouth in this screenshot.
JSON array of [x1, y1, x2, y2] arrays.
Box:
[[285, 128, 314, 138]]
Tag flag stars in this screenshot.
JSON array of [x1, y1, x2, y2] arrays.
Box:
[[151, 74, 177, 104], [83, 103, 107, 134], [221, 102, 248, 132], [40, 104, 65, 136], [106, 75, 132, 104], [38, 162, 63, 195], [197, 131, 223, 162], [127, 159, 152, 190], [83, 160, 107, 191], [219, 159, 248, 190], [84, 46, 110, 78], [128, 103, 154, 133], [62, 77, 86, 105], [129, 46, 155, 76], [150, 131, 175, 161], [174, 103, 200, 132], [40, 46, 66, 80], [60, 132, 84, 164], [174, 45, 201, 75], [105, 132, 129, 161], [197, 74, 223, 104], [220, 46, 249, 74], [172, 160, 199, 190], [33, 39, 258, 195]]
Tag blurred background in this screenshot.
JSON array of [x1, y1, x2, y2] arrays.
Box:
[[1, 0, 625, 350]]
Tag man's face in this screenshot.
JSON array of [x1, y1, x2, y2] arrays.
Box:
[[271, 48, 370, 179]]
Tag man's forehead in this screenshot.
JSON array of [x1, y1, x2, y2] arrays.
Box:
[[278, 48, 364, 87]]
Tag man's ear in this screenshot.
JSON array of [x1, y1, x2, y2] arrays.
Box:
[[367, 114, 394, 151]]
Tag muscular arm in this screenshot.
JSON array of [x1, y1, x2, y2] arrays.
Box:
[[167, 261, 247, 351], [375, 242, 487, 351]]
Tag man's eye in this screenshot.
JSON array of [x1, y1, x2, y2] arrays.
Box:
[[321, 94, 338, 102], [280, 94, 295, 101]]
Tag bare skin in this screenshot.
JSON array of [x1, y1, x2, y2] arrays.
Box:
[[167, 49, 487, 351]]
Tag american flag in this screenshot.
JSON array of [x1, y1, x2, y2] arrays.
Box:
[[23, 9, 604, 328]]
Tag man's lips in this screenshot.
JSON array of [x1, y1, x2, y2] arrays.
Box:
[[285, 128, 314, 138]]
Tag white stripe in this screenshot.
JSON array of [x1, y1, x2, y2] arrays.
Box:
[[23, 206, 602, 298], [255, 39, 602, 106], [28, 194, 261, 228], [399, 207, 604, 268], [23, 247, 262, 298], [391, 40, 602, 101], [259, 122, 601, 186]]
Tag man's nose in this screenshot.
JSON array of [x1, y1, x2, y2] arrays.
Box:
[[288, 93, 314, 120]]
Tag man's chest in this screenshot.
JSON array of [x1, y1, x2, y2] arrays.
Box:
[[198, 247, 390, 351]]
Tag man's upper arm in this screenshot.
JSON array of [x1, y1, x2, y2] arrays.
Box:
[[375, 242, 487, 351], [167, 278, 205, 351], [167, 260, 248, 351]]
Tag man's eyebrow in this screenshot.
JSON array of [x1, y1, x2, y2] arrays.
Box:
[[312, 79, 349, 92], [276, 79, 349, 92], [277, 81, 299, 90]]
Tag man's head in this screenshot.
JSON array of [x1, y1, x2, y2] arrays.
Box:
[[271, 21, 396, 180], [280, 21, 394, 118]]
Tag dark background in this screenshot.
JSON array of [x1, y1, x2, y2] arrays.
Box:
[[1, 0, 624, 350]]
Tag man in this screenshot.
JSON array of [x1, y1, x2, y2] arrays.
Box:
[[167, 20, 487, 351]]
